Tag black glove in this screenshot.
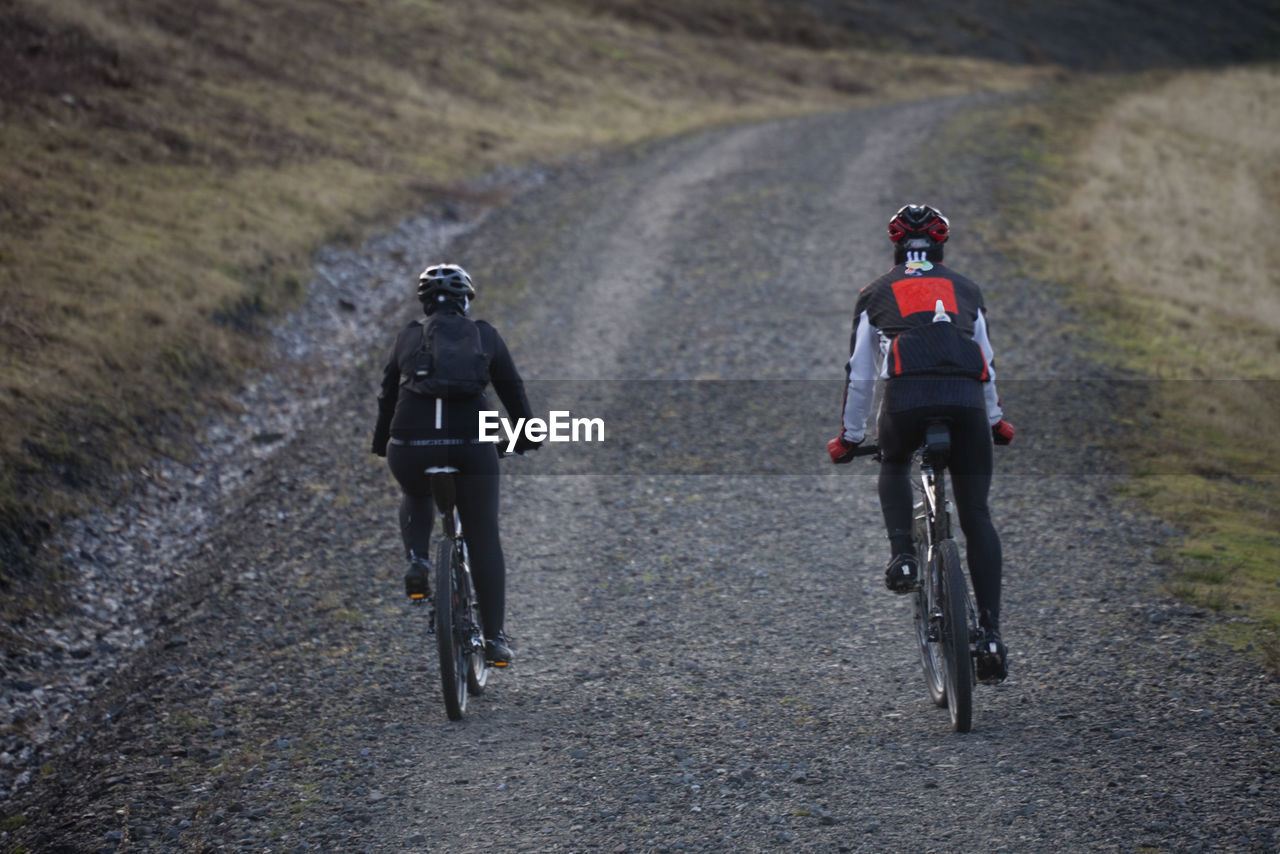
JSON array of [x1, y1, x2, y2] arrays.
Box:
[[371, 431, 389, 458], [512, 435, 542, 455]]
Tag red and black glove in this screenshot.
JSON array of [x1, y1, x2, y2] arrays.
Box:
[[828, 435, 861, 464], [992, 420, 1014, 446]]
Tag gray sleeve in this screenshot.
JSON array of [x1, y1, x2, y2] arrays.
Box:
[[840, 311, 880, 443], [973, 310, 1003, 425]]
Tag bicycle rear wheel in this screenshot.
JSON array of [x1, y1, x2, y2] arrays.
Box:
[[938, 539, 973, 733], [435, 538, 468, 721], [912, 508, 946, 708]]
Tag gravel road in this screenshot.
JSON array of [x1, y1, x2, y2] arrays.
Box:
[[5, 94, 1278, 853]]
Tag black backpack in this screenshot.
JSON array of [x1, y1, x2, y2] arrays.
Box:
[[888, 318, 989, 381], [401, 313, 491, 399]]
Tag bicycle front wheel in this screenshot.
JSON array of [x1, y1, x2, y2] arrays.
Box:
[[461, 563, 488, 695], [435, 538, 468, 721], [938, 539, 973, 733]]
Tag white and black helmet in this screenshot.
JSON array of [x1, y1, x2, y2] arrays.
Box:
[[416, 264, 475, 303]]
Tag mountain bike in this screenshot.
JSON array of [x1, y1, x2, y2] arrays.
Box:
[[852, 420, 983, 733], [426, 465, 489, 721]]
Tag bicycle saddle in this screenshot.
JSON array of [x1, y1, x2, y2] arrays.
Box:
[[923, 421, 951, 468]]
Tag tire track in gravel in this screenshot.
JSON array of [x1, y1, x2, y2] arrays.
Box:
[[8, 94, 1277, 853]]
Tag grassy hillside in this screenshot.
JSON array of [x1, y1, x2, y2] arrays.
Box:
[[967, 67, 1280, 668], [0, 0, 1044, 580], [1053, 68, 1280, 668]]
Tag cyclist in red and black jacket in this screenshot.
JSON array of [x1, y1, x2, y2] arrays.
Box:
[[828, 204, 1014, 682]]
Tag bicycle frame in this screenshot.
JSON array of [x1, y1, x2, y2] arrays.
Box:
[[917, 445, 949, 555], [427, 467, 466, 552], [911, 433, 949, 656], [915, 421, 979, 731], [858, 420, 979, 732]]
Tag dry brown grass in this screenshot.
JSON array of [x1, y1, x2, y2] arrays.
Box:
[[1025, 67, 1280, 664], [0, 0, 1050, 575], [1058, 68, 1280, 377]]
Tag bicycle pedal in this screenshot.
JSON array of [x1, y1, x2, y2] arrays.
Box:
[[975, 644, 1007, 684], [404, 561, 431, 599], [485, 646, 512, 668]]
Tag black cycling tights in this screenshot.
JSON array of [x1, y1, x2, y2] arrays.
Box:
[[877, 405, 1003, 632], [387, 441, 506, 636]]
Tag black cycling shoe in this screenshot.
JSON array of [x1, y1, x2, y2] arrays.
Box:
[[884, 553, 920, 594], [484, 632, 514, 667], [404, 557, 432, 601], [975, 629, 1008, 684]]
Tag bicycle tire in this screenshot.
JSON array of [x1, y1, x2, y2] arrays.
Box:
[[435, 538, 468, 721], [460, 551, 488, 695], [938, 538, 973, 733], [912, 508, 947, 708]]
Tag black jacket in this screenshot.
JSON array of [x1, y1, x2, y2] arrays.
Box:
[[372, 311, 533, 453]]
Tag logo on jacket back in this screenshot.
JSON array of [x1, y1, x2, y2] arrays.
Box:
[[892, 277, 957, 318]]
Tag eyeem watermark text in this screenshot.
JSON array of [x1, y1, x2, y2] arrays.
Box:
[[479, 410, 605, 453]]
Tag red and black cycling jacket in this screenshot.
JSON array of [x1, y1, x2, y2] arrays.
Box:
[[838, 262, 1003, 442], [857, 265, 984, 339], [887, 313, 989, 382]]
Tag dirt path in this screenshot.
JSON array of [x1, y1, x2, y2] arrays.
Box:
[[7, 95, 1277, 853]]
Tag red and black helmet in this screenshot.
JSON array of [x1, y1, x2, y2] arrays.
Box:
[[887, 204, 950, 246]]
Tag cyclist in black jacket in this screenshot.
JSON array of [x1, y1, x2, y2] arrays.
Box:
[[372, 264, 538, 666], [828, 205, 1015, 681]]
